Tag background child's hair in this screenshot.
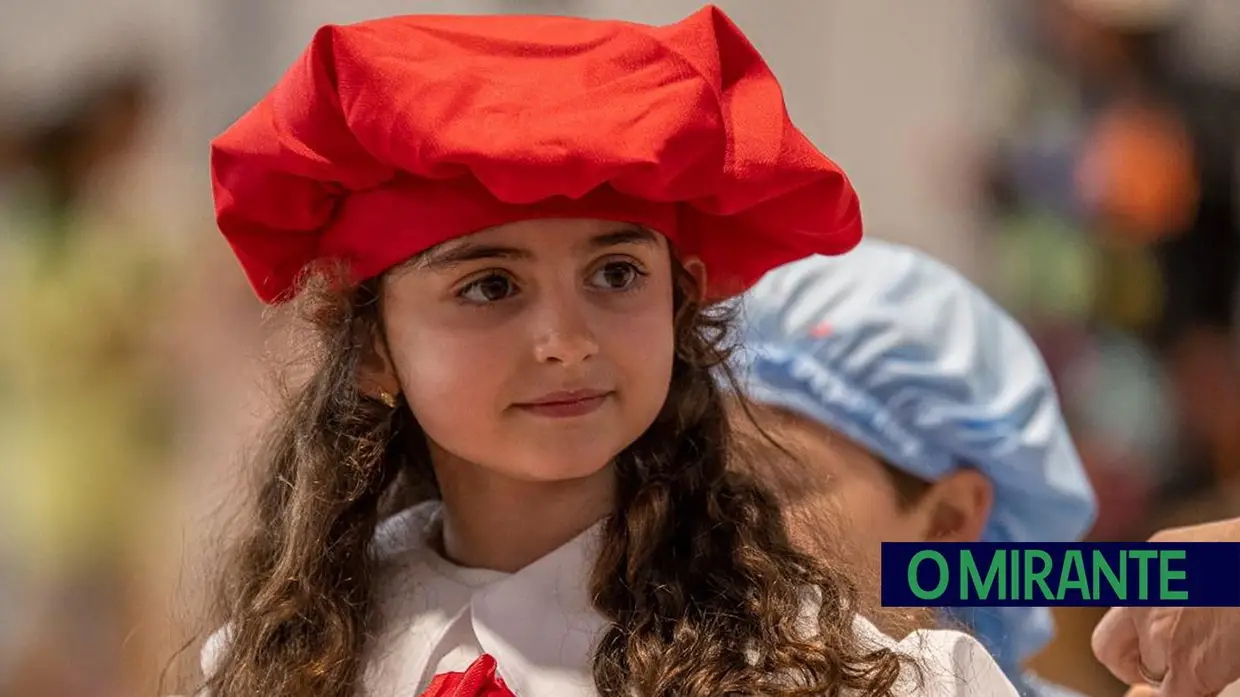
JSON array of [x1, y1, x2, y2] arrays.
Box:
[[195, 258, 920, 697]]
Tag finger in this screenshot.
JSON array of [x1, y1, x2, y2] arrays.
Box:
[[1093, 607, 1145, 685], [1124, 685, 1160, 697], [1161, 666, 1223, 697], [1136, 608, 1177, 684]]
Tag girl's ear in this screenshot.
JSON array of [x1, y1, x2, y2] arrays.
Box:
[[681, 256, 708, 299], [357, 321, 401, 401]]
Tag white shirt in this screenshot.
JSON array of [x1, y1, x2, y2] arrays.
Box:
[[204, 502, 1020, 696]]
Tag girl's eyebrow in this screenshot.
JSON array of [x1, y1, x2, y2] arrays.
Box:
[[584, 227, 660, 251], [414, 224, 659, 272], [415, 242, 532, 271]]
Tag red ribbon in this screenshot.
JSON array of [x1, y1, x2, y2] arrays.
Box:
[[418, 654, 515, 697]]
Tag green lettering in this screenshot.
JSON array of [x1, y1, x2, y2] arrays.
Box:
[[962, 550, 1005, 600], [1057, 550, 1090, 600], [1130, 550, 1158, 600], [1024, 550, 1054, 600], [1010, 546, 1020, 600], [1093, 550, 1126, 599], [1159, 550, 1188, 601], [909, 551, 949, 600]]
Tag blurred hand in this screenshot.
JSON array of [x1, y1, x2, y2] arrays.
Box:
[[1092, 517, 1240, 697]]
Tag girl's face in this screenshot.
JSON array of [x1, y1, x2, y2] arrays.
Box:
[[378, 218, 677, 484]]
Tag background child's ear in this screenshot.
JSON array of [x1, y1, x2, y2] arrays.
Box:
[[355, 321, 401, 399], [916, 469, 994, 543]]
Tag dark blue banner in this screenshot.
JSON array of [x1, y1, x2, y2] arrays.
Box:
[[880, 542, 1240, 607]]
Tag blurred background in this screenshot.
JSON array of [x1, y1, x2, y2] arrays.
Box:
[[1, 0, 1238, 695]]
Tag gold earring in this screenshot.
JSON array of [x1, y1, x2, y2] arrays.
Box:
[[379, 390, 398, 408]]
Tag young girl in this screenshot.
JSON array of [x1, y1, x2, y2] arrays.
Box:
[[731, 240, 1099, 697], [197, 7, 1019, 696]]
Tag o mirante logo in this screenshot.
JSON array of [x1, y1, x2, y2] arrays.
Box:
[[881, 543, 1240, 607]]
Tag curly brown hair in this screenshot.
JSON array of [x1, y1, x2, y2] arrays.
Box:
[[193, 258, 921, 697], [727, 403, 942, 642]]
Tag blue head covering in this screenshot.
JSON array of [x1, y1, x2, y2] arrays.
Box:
[[732, 239, 1097, 681]]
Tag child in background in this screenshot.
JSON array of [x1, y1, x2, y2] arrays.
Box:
[[733, 240, 1098, 697]]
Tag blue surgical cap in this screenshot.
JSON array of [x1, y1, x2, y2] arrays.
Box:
[[732, 239, 1097, 675]]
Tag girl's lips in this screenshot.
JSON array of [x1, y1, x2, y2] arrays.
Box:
[[514, 390, 612, 418]]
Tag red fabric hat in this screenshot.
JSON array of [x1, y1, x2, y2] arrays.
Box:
[[211, 5, 861, 304]]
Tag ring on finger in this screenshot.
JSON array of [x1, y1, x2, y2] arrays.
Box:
[[1138, 661, 1165, 687]]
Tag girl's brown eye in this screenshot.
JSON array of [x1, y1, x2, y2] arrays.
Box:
[[590, 262, 644, 291], [459, 274, 518, 303]]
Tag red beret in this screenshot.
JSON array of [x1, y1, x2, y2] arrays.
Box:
[[210, 5, 861, 304]]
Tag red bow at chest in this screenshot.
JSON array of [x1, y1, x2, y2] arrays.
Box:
[[419, 654, 515, 697]]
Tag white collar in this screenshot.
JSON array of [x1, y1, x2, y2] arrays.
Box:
[[367, 501, 608, 696], [204, 502, 1020, 697]]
